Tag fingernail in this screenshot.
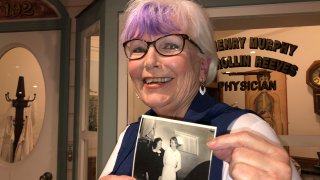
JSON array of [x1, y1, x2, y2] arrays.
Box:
[[207, 139, 216, 147]]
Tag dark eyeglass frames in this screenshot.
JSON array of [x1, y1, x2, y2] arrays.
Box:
[[123, 34, 204, 60]]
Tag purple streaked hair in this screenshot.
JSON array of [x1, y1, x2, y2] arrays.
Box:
[[121, 1, 181, 41], [121, 0, 218, 85]]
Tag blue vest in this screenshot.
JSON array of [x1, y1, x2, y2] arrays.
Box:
[[111, 93, 250, 179]]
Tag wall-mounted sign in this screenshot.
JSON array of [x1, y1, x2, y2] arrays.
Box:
[[215, 37, 292, 135], [0, 0, 58, 20], [218, 70, 276, 91], [216, 37, 299, 91]]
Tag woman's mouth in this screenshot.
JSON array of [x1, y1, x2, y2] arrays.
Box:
[[143, 77, 173, 85]]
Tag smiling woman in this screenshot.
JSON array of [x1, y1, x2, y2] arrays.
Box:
[[0, 47, 45, 163], [99, 0, 300, 179]]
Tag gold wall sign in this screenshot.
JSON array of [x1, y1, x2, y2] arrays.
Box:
[[0, 0, 58, 20], [216, 37, 299, 91], [215, 37, 294, 135]]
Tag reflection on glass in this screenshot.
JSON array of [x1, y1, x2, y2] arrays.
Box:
[[0, 47, 45, 163], [88, 36, 99, 132], [86, 35, 99, 180], [78, 20, 100, 179], [89, 95, 98, 131]]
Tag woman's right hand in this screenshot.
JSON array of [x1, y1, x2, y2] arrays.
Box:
[[207, 131, 292, 180], [99, 175, 136, 180]]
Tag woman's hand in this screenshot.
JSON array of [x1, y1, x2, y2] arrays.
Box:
[[99, 175, 136, 180], [207, 131, 291, 180]]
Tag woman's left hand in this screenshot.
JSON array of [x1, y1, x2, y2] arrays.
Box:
[[207, 131, 291, 180]]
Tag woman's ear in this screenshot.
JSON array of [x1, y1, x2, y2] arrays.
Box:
[[199, 57, 211, 82]]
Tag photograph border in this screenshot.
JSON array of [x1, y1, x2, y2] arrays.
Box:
[[132, 115, 217, 180]]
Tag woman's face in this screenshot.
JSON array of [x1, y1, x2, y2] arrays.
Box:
[[128, 33, 206, 117], [170, 139, 177, 148], [156, 140, 162, 149]]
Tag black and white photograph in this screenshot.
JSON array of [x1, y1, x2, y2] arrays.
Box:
[[132, 115, 217, 180]]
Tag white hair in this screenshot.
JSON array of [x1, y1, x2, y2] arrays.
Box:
[[122, 0, 218, 85]]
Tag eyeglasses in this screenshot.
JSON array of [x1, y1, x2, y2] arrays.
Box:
[[123, 34, 204, 60]]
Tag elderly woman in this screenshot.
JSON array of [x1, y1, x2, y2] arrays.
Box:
[[99, 0, 300, 180]]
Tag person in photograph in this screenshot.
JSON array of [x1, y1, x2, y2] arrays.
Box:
[[99, 0, 300, 179], [133, 137, 152, 180], [146, 137, 165, 180], [161, 137, 181, 180]]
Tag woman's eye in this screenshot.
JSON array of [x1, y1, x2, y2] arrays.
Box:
[[163, 43, 179, 50], [132, 46, 147, 53]]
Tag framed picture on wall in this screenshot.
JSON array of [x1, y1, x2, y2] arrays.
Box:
[[244, 69, 288, 135]]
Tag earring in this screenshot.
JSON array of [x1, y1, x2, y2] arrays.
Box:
[[135, 93, 140, 99], [199, 82, 206, 95]]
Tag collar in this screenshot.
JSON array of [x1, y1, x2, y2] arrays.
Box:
[[145, 92, 227, 123], [145, 92, 248, 136]]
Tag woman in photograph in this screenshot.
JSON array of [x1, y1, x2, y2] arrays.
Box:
[[146, 137, 165, 180], [161, 137, 181, 180], [99, 0, 300, 179]]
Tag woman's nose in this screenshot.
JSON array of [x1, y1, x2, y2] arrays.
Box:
[[144, 46, 159, 69]]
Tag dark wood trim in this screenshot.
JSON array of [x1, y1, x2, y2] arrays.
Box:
[[292, 156, 320, 176]]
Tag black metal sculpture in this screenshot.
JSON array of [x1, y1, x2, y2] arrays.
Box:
[[5, 76, 36, 162]]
